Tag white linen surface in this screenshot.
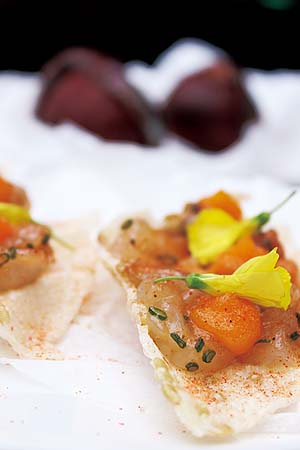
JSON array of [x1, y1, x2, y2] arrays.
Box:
[[0, 39, 300, 450]]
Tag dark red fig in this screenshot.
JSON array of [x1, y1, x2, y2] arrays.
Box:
[[163, 61, 257, 151], [36, 47, 161, 146]]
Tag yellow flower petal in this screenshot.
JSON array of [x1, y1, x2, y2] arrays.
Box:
[[187, 208, 256, 265], [0, 202, 32, 224], [234, 246, 279, 274], [203, 249, 291, 310]]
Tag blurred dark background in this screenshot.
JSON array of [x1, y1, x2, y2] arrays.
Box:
[[0, 0, 299, 71]]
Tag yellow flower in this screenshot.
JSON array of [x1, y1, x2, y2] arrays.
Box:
[[155, 249, 291, 310], [203, 248, 291, 309], [0, 202, 32, 224], [187, 191, 296, 265], [187, 208, 258, 265]]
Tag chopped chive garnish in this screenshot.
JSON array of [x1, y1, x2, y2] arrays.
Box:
[[0, 254, 9, 268], [296, 312, 300, 326], [148, 306, 167, 321], [121, 219, 133, 230], [185, 362, 199, 372], [195, 338, 204, 352], [202, 349, 216, 363], [0, 246, 17, 267], [42, 233, 51, 245], [7, 247, 17, 259], [290, 331, 300, 341], [26, 243, 34, 249], [256, 338, 271, 344], [170, 333, 186, 349]]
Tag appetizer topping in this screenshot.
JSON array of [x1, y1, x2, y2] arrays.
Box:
[[156, 254, 178, 266], [0, 186, 72, 291], [103, 190, 300, 375], [202, 350, 216, 363], [199, 191, 242, 220], [189, 293, 262, 355], [148, 306, 167, 321], [195, 337, 205, 352], [185, 362, 199, 372], [0, 223, 53, 292], [0, 202, 73, 250], [0, 217, 14, 243], [155, 249, 291, 310], [121, 219, 133, 230], [170, 333, 186, 349], [187, 191, 296, 264], [210, 235, 267, 275], [139, 278, 236, 374]]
